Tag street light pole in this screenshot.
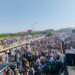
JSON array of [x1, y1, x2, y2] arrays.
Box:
[[31, 23, 37, 31], [31, 23, 37, 35]]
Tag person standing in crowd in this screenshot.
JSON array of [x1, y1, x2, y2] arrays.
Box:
[[6, 67, 14, 75], [4, 51, 9, 65], [19, 57, 23, 73]]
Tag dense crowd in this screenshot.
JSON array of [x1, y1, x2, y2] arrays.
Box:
[[0, 35, 42, 48], [1, 35, 65, 75]]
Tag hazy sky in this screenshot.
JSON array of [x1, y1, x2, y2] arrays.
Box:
[[0, 0, 75, 33]]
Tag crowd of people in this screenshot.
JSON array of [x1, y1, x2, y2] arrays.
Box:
[[0, 35, 43, 49], [1, 35, 65, 75]]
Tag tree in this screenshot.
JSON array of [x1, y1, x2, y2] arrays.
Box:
[[45, 30, 53, 36]]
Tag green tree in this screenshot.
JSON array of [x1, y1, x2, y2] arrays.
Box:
[[45, 30, 53, 36]]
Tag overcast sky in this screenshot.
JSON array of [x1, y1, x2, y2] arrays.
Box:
[[0, 0, 75, 33]]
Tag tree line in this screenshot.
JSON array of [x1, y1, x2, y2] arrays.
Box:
[[0, 30, 53, 38]]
